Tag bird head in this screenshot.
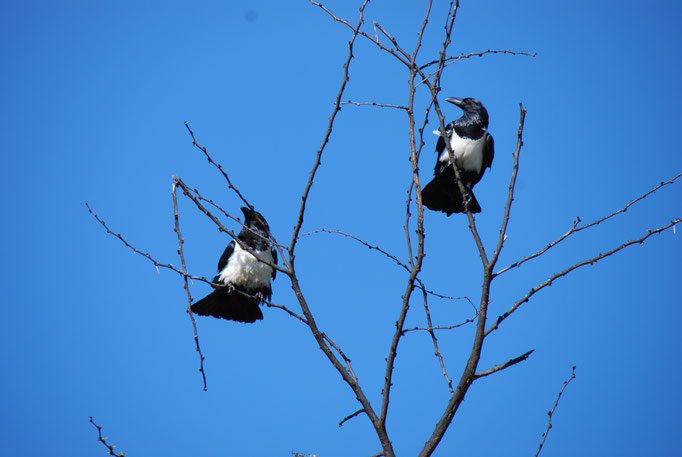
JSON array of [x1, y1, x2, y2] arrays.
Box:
[[445, 97, 489, 126], [240, 206, 270, 234]]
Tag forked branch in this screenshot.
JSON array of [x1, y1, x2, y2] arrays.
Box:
[[495, 172, 682, 276], [486, 218, 681, 336]]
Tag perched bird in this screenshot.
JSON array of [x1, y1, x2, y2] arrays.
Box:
[[191, 207, 277, 323], [421, 97, 495, 215]]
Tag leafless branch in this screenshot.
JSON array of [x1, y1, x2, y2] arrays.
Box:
[[300, 228, 407, 269], [89, 417, 125, 457], [177, 183, 235, 222], [172, 180, 207, 391], [85, 202, 216, 286], [490, 104, 526, 270], [310, 1, 410, 67], [342, 100, 409, 110], [263, 299, 308, 324], [184, 121, 253, 210], [419, 49, 536, 69], [87, 3, 678, 457], [174, 177, 288, 275], [300, 227, 465, 302], [403, 314, 478, 333], [420, 287, 454, 393], [373, 21, 411, 60], [290, 2, 367, 248], [534, 366, 577, 457], [289, 3, 396, 455], [418, 49, 536, 87], [495, 172, 682, 276], [380, 0, 435, 426], [322, 330, 359, 383], [339, 409, 365, 427], [473, 349, 534, 380], [486, 218, 681, 336], [88, 192, 302, 330], [404, 181, 417, 269]]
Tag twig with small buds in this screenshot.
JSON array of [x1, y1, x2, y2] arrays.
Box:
[[172, 180, 207, 391], [534, 366, 577, 457], [89, 417, 125, 457]]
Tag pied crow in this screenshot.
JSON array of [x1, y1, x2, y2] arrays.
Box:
[[191, 207, 277, 323], [422, 97, 494, 215]]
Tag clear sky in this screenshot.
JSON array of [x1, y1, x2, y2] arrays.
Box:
[[1, 1, 681, 456]]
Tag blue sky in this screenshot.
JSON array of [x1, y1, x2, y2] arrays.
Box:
[[1, 1, 681, 456]]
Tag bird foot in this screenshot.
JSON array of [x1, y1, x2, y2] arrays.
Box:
[[254, 291, 265, 302]]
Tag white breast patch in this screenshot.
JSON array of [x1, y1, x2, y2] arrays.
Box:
[[217, 243, 274, 290], [437, 132, 486, 174]]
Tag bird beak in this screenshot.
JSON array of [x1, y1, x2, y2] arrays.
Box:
[[445, 97, 464, 107]]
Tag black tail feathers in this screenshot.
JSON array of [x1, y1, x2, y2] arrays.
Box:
[[191, 288, 264, 323], [422, 173, 481, 215]]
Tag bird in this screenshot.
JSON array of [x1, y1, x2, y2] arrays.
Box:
[[191, 206, 277, 323], [421, 97, 494, 215]]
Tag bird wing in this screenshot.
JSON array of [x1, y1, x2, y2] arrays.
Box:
[[484, 132, 495, 169], [270, 245, 278, 280], [436, 134, 445, 154], [434, 122, 454, 155], [217, 240, 236, 272]]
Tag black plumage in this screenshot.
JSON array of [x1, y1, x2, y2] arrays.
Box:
[[191, 207, 277, 323], [422, 97, 495, 215]]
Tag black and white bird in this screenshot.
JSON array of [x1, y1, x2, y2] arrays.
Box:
[[191, 207, 277, 323], [421, 97, 494, 215]]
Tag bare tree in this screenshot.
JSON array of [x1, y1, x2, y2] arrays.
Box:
[[87, 2, 680, 456]]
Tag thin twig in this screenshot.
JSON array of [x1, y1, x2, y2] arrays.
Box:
[[495, 172, 682, 276], [486, 218, 681, 336], [420, 287, 454, 393], [311, 1, 410, 67], [174, 178, 288, 275], [85, 203, 216, 286], [404, 180, 416, 269], [473, 349, 534, 379], [342, 100, 409, 110], [300, 228, 465, 302], [419, 49, 536, 69], [263, 300, 308, 324], [291, 2, 368, 248], [380, 2, 433, 424], [489, 104, 526, 270], [534, 366, 577, 457], [403, 315, 478, 333], [373, 21, 411, 60], [339, 409, 365, 427], [180, 180, 288, 250], [87, 197, 302, 329], [184, 121, 253, 210], [300, 228, 407, 268], [322, 331, 359, 383], [292, 3, 396, 455], [89, 417, 125, 457], [172, 180, 207, 391]]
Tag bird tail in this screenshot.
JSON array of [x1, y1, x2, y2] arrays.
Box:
[[191, 288, 264, 323], [421, 173, 481, 215]]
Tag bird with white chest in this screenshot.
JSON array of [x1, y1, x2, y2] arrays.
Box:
[[191, 206, 277, 323], [422, 97, 495, 215], [217, 240, 275, 292]]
